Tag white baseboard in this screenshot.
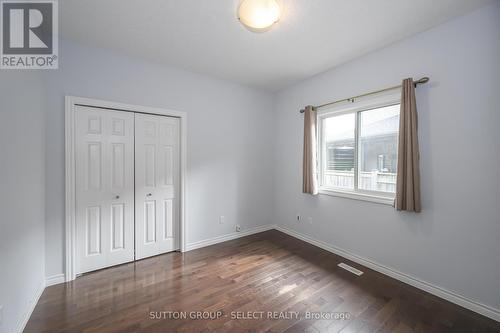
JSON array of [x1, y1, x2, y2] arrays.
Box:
[[17, 281, 45, 333], [45, 274, 66, 287], [274, 225, 500, 322], [185, 224, 274, 252], [18, 274, 65, 332]]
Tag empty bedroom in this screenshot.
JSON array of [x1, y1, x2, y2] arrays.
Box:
[[0, 0, 499, 332]]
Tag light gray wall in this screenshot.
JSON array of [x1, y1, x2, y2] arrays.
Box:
[[0, 72, 46, 333], [43, 40, 275, 278], [273, 2, 500, 311]]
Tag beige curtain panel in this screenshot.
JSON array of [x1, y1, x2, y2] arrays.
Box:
[[395, 78, 422, 212], [302, 105, 318, 195]]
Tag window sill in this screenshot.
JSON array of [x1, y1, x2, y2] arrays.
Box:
[[318, 188, 395, 206]]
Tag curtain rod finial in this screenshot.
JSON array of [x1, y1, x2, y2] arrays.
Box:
[[416, 77, 430, 84]]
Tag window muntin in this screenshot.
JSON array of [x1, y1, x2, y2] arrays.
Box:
[[318, 95, 400, 198]]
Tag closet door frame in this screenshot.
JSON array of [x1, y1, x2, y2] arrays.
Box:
[[65, 95, 187, 282]]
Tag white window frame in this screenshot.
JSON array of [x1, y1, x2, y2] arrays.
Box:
[[317, 90, 401, 205]]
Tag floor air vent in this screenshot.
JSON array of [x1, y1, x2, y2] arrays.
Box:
[[338, 263, 364, 276]]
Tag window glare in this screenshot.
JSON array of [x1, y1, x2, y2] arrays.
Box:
[[360, 104, 400, 126], [325, 113, 355, 141], [322, 113, 355, 190]]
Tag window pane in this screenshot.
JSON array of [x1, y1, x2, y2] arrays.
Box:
[[322, 113, 355, 190], [358, 104, 399, 193]]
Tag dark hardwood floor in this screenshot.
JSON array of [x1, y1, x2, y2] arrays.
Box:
[[25, 230, 499, 332]]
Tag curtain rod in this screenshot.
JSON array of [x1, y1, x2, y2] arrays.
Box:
[[300, 77, 429, 113]]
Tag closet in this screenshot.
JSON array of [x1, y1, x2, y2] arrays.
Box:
[[74, 105, 179, 274]]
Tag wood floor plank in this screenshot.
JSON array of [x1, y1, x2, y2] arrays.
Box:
[[24, 230, 500, 333]]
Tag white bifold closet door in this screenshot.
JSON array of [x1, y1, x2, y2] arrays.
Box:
[[75, 106, 135, 274], [135, 113, 180, 259]]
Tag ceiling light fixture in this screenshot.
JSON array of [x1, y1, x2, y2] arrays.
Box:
[[238, 0, 281, 32]]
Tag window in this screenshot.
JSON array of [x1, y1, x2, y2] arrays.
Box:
[[318, 92, 400, 203]]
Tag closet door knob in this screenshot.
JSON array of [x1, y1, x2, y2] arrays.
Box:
[[114, 195, 120, 199], [146, 193, 152, 197]]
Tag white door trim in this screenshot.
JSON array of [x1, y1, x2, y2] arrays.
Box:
[[65, 95, 188, 282]]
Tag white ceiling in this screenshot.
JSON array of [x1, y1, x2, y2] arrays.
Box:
[[60, 0, 491, 91]]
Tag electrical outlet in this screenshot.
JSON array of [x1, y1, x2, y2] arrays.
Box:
[[307, 217, 313, 224], [235, 225, 241, 232], [219, 216, 225, 224]]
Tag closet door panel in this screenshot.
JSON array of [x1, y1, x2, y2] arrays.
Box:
[[135, 113, 179, 259], [75, 106, 135, 274]]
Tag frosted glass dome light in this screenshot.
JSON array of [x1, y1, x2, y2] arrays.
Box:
[[238, 0, 281, 32]]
